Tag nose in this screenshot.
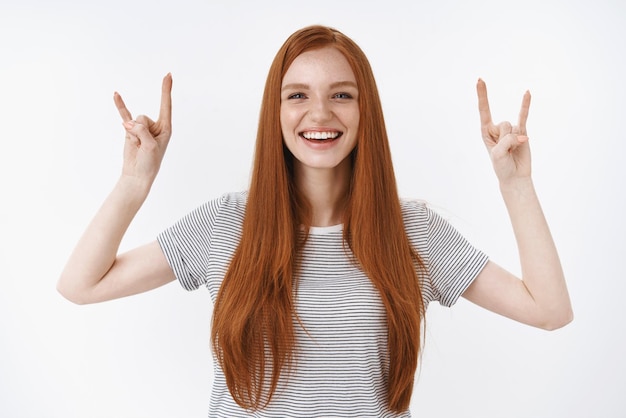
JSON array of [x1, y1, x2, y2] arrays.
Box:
[[309, 96, 332, 123]]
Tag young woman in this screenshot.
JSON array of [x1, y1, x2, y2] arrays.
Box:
[[57, 25, 573, 417]]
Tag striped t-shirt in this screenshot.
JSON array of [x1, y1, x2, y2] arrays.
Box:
[[157, 191, 488, 417]]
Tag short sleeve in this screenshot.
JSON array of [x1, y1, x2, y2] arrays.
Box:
[[157, 194, 228, 291], [402, 200, 489, 307]]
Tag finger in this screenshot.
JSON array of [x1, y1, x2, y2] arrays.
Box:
[[136, 114, 155, 127], [123, 119, 157, 150], [114, 92, 133, 122], [476, 78, 493, 127], [487, 124, 501, 140], [497, 121, 512, 138], [517, 90, 531, 135], [136, 114, 162, 138], [492, 132, 526, 159], [485, 121, 511, 147], [158, 73, 173, 125]]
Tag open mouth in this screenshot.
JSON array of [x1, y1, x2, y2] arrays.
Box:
[[300, 131, 343, 142]]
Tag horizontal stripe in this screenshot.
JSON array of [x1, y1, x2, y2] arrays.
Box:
[[157, 191, 488, 417]]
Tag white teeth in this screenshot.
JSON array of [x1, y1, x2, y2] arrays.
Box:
[[302, 131, 340, 140]]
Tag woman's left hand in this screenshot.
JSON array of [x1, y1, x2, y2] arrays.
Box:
[[465, 80, 573, 330], [477, 79, 532, 185]]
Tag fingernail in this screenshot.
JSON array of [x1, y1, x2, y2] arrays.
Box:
[[518, 135, 529, 142], [123, 120, 135, 130]]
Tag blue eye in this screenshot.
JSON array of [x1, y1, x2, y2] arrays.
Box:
[[334, 92, 353, 99], [288, 93, 306, 99]]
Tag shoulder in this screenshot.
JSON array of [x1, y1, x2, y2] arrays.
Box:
[[219, 190, 248, 205], [215, 190, 247, 213], [399, 198, 462, 249], [161, 191, 248, 240], [208, 190, 248, 211], [400, 198, 428, 218], [399, 198, 437, 231], [209, 191, 248, 228], [191, 191, 248, 222], [400, 198, 459, 229]]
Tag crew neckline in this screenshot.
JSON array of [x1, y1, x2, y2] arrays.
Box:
[[307, 224, 344, 235]]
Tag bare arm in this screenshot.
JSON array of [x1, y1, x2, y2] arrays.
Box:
[[57, 74, 175, 304], [462, 79, 573, 330]]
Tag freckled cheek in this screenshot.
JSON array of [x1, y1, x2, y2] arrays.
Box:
[[345, 113, 360, 137], [280, 108, 301, 139], [337, 106, 360, 129]]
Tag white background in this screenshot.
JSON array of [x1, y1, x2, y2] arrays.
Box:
[[1, 0, 625, 417]]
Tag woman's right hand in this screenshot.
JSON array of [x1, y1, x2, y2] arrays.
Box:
[[114, 73, 173, 185], [57, 73, 175, 304]]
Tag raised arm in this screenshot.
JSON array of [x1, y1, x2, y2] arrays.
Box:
[[57, 74, 175, 304], [462, 79, 573, 330]]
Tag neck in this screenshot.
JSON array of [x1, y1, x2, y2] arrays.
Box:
[[294, 159, 351, 227]]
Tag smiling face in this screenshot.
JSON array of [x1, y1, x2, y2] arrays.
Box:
[[280, 47, 360, 175]]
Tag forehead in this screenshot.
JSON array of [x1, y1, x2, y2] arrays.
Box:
[[281, 47, 356, 86]]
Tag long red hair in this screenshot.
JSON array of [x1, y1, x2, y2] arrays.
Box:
[[211, 25, 425, 413]]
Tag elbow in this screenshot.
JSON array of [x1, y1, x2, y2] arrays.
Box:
[[56, 277, 92, 305], [538, 307, 574, 331]]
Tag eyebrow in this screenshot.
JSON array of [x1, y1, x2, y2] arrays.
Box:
[[281, 81, 358, 91]]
